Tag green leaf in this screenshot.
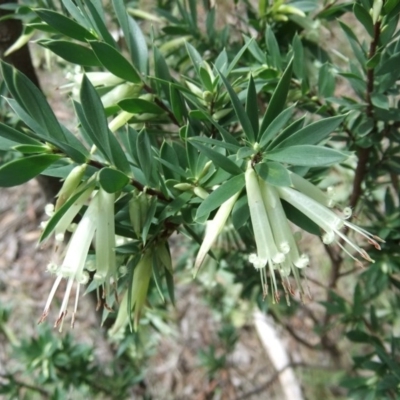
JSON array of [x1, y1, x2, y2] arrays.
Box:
[[35, 8, 97, 42], [84, 0, 117, 48], [246, 75, 259, 135], [153, 47, 172, 102], [0, 154, 61, 187], [79, 75, 111, 161], [255, 161, 291, 186], [292, 35, 304, 79], [118, 98, 165, 114], [276, 115, 345, 148], [107, 133, 131, 176], [12, 67, 67, 142], [265, 145, 350, 167], [114, 0, 148, 73], [259, 59, 293, 136], [259, 104, 296, 148], [282, 199, 320, 235], [376, 52, 400, 76], [185, 42, 203, 77], [353, 3, 374, 37], [190, 136, 239, 152], [371, 93, 389, 110], [13, 144, 49, 154], [318, 63, 336, 98], [99, 167, 130, 193], [226, 38, 254, 75], [0, 123, 42, 145], [38, 40, 102, 67], [90, 41, 141, 83], [190, 142, 242, 175], [346, 330, 372, 343], [232, 195, 250, 229], [40, 180, 95, 243], [196, 174, 245, 219], [217, 69, 255, 143], [137, 129, 153, 183], [265, 25, 281, 70]]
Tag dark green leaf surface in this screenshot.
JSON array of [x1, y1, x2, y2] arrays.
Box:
[[0, 154, 61, 187], [99, 167, 130, 193], [276, 115, 345, 148], [35, 9, 97, 41], [39, 40, 102, 67], [196, 174, 244, 219], [259, 59, 293, 136], [90, 41, 141, 83], [190, 142, 242, 175], [265, 145, 350, 166], [217, 70, 255, 143], [118, 98, 165, 114]]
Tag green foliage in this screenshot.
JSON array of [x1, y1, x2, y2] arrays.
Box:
[[1, 0, 400, 398]]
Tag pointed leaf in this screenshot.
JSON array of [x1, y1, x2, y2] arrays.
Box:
[[99, 167, 130, 193], [196, 174, 245, 219], [90, 41, 141, 83], [35, 9, 97, 41], [0, 154, 61, 187], [265, 145, 350, 167], [276, 115, 345, 148], [38, 40, 101, 67], [246, 75, 259, 135], [259, 104, 296, 148], [190, 142, 242, 175], [80, 75, 111, 160], [217, 69, 255, 142], [259, 59, 293, 135]]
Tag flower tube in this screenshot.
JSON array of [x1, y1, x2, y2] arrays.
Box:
[[39, 192, 99, 330]]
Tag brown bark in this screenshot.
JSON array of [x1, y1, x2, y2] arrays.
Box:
[[0, 0, 61, 199], [0, 0, 40, 87]]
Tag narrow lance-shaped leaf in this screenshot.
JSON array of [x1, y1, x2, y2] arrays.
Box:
[[246, 75, 259, 135], [90, 41, 142, 83], [13, 67, 67, 142], [190, 141, 243, 175], [39, 40, 102, 67], [35, 8, 97, 41], [264, 145, 350, 167], [259, 59, 293, 137], [0, 154, 61, 187], [217, 69, 255, 143], [276, 114, 345, 148], [196, 174, 245, 219], [79, 75, 111, 160]]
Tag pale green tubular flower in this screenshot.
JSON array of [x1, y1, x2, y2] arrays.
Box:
[[245, 164, 285, 301], [109, 250, 153, 334], [277, 186, 384, 265], [194, 191, 240, 275], [93, 188, 117, 307], [259, 179, 309, 302], [39, 192, 99, 330]]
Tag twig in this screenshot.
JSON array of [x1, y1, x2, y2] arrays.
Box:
[[238, 362, 336, 400], [0, 373, 51, 398], [143, 82, 182, 127], [87, 159, 170, 202]]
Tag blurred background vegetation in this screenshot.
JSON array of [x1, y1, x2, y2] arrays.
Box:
[[1, 0, 400, 399]]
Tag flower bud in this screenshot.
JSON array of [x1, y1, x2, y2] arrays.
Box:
[[55, 164, 87, 211]]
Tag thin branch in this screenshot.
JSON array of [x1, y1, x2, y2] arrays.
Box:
[[143, 82, 181, 127], [0, 373, 51, 398], [238, 362, 336, 400], [87, 159, 170, 202]]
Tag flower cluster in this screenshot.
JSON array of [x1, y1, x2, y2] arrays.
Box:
[[246, 164, 383, 302], [39, 167, 117, 330], [195, 162, 383, 304]]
